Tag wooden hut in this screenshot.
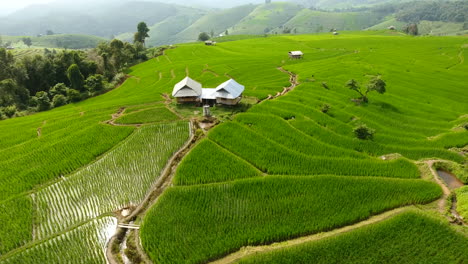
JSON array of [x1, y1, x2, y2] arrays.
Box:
[[205, 40, 216, 46], [213, 79, 245, 105], [172, 77, 202, 103], [288, 51, 303, 59]]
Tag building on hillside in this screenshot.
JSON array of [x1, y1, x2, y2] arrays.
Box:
[[214, 79, 245, 105], [172, 77, 245, 106], [333, 31, 339, 35], [205, 40, 216, 46], [288, 51, 303, 59], [6, 46, 14, 50], [172, 77, 202, 103], [388, 26, 396, 30]]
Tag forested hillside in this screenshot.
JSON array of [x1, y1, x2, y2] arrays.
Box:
[[2, 1, 467, 48]]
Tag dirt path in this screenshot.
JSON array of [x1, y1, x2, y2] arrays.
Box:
[[261, 67, 299, 103], [106, 121, 199, 264], [210, 206, 412, 264]]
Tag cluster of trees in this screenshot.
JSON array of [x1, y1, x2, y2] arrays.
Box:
[[0, 22, 151, 119], [395, 1, 467, 23]]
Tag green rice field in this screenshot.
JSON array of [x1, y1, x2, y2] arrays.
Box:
[[0, 31, 466, 262]]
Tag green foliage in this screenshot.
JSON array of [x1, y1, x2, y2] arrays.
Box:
[[0, 196, 32, 254], [403, 23, 419, 35], [174, 139, 262, 185], [239, 211, 468, 264], [34, 123, 189, 238], [141, 176, 441, 264], [198, 32, 210, 41], [354, 124, 375, 140], [134, 22, 150, 45], [209, 122, 419, 178], [395, 1, 468, 23], [66, 64, 84, 92], [455, 186, 468, 220], [84, 74, 105, 94], [346, 77, 386, 103], [34, 91, 51, 111], [21, 38, 32, 48], [52, 94, 67, 107], [1, 217, 116, 263], [116, 107, 178, 124]]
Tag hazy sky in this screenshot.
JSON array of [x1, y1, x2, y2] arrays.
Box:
[[0, 0, 54, 15]]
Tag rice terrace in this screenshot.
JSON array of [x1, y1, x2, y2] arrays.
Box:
[[1, 13, 468, 264]]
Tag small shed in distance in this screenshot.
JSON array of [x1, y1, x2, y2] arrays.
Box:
[[288, 51, 303, 59], [205, 40, 217, 46], [172, 77, 202, 103]]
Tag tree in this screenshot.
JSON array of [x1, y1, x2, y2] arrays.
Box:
[[67, 89, 81, 102], [403, 24, 418, 35], [225, 30, 229, 35], [0, 79, 29, 108], [46, 30, 54, 35], [22, 37, 32, 48], [346, 76, 386, 103], [198, 32, 210, 41], [84, 74, 105, 94], [34, 91, 51, 111], [49, 83, 69, 98], [134, 22, 150, 45], [52, 94, 67, 107], [67, 64, 84, 91], [3, 105, 17, 118], [354, 124, 375, 140]]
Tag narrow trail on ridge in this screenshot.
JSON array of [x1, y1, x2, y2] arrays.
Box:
[[261, 67, 299, 102], [209, 206, 412, 264]]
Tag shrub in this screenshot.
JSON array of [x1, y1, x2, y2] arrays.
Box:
[[354, 124, 375, 140], [52, 94, 68, 107]]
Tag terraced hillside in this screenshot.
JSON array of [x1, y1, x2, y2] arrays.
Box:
[[0, 32, 467, 263]]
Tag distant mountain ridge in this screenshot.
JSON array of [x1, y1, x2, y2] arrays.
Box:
[[1, 0, 466, 47]]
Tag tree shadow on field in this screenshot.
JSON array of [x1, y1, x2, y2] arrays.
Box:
[[374, 101, 402, 114]]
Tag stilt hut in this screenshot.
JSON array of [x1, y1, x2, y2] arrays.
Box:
[[288, 51, 303, 59], [172, 77, 202, 103], [213, 79, 245, 105]]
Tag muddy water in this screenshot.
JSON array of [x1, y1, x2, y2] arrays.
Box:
[[436, 170, 464, 190]]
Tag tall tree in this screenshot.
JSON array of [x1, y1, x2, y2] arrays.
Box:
[[134, 22, 150, 45], [346, 76, 386, 103], [67, 64, 84, 92], [22, 37, 32, 48]]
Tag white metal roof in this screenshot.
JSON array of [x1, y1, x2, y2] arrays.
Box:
[[289, 51, 303, 56], [214, 79, 244, 99], [172, 77, 202, 97], [201, 88, 217, 100]]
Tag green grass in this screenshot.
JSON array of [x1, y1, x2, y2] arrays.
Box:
[[227, 3, 303, 35], [141, 176, 441, 264], [209, 122, 420, 178], [2, 34, 107, 49], [116, 107, 179, 124], [279, 9, 382, 34], [0, 217, 116, 263], [0, 196, 32, 255], [238, 211, 468, 264], [34, 122, 189, 239], [456, 186, 468, 220], [1, 33, 467, 260], [174, 139, 262, 185]]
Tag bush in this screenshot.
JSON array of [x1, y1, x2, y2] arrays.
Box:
[[52, 94, 68, 107], [67, 89, 81, 103], [3, 105, 17, 118], [354, 124, 375, 140]]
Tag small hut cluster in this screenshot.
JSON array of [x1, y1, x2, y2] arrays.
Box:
[[172, 77, 244, 106], [288, 51, 304, 59]]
